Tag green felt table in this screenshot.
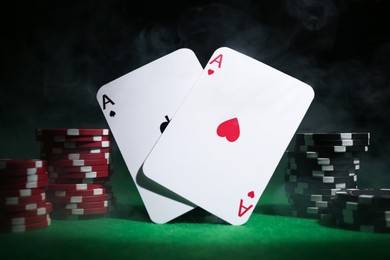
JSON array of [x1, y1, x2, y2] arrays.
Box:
[[1, 155, 390, 260]]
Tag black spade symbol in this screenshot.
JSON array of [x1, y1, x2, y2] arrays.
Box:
[[109, 111, 116, 117], [159, 115, 170, 133]]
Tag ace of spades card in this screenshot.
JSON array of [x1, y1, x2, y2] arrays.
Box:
[[96, 49, 203, 223], [143, 47, 314, 225]]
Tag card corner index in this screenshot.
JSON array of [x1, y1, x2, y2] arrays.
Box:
[[96, 86, 107, 109]]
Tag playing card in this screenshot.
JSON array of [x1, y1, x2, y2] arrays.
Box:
[[143, 47, 315, 225], [96, 49, 202, 223]]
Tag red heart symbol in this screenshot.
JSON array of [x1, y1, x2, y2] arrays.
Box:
[[216, 118, 240, 142], [247, 191, 255, 199], [208, 69, 214, 75]]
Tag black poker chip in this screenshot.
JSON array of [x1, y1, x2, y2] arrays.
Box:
[[325, 189, 390, 233], [285, 132, 370, 222], [285, 174, 357, 185], [287, 153, 360, 166], [334, 189, 390, 207], [295, 132, 370, 141], [286, 161, 360, 172], [285, 168, 357, 178], [294, 138, 370, 147], [293, 145, 369, 153]]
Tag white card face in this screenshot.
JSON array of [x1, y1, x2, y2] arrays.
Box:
[[96, 49, 202, 223], [143, 47, 315, 225]]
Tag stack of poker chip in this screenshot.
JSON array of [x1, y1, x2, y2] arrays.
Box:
[[0, 159, 52, 232], [328, 189, 390, 233], [36, 128, 115, 220], [284, 132, 370, 219]]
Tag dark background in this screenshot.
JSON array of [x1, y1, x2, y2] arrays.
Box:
[[1, 0, 389, 186]]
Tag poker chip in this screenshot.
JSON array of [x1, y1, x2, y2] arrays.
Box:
[[288, 151, 357, 159], [0, 167, 47, 176], [0, 200, 48, 213], [53, 206, 114, 216], [285, 132, 370, 220], [285, 185, 343, 196], [289, 199, 332, 211], [49, 171, 110, 179], [0, 173, 49, 183], [41, 152, 110, 160], [286, 193, 334, 203], [37, 128, 115, 219], [37, 135, 110, 142], [1, 193, 46, 205], [294, 145, 369, 153], [0, 217, 51, 233], [50, 213, 108, 220], [47, 183, 105, 191], [286, 161, 360, 171], [288, 154, 360, 165], [36, 128, 109, 136], [47, 193, 112, 203], [0, 214, 50, 226], [41, 147, 111, 155], [47, 187, 110, 197], [47, 158, 110, 167], [47, 165, 111, 173], [323, 189, 390, 233], [286, 174, 357, 184], [61, 199, 116, 209], [285, 180, 357, 190], [2, 202, 53, 218], [0, 188, 46, 197], [286, 168, 356, 177], [295, 132, 370, 141], [334, 189, 390, 206], [48, 177, 110, 184], [41, 141, 110, 149], [0, 159, 45, 169], [295, 138, 370, 147], [0, 180, 49, 190]]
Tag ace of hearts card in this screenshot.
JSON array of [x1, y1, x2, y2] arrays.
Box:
[[143, 47, 314, 225]]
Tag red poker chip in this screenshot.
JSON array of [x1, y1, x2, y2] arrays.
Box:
[[48, 177, 110, 184], [49, 171, 110, 179], [0, 180, 49, 190], [0, 200, 48, 213], [0, 167, 47, 176], [0, 218, 51, 233], [47, 193, 112, 203], [47, 187, 110, 197], [1, 193, 45, 205], [50, 213, 108, 220], [47, 158, 110, 167], [0, 203, 53, 218], [41, 152, 110, 160], [48, 183, 105, 191], [37, 135, 110, 142], [47, 164, 112, 173], [0, 214, 50, 226], [40, 147, 110, 155], [40, 141, 110, 149], [1, 173, 48, 183], [36, 128, 110, 136], [60, 199, 116, 210], [0, 159, 45, 169], [0, 188, 46, 198], [52, 206, 114, 215]]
